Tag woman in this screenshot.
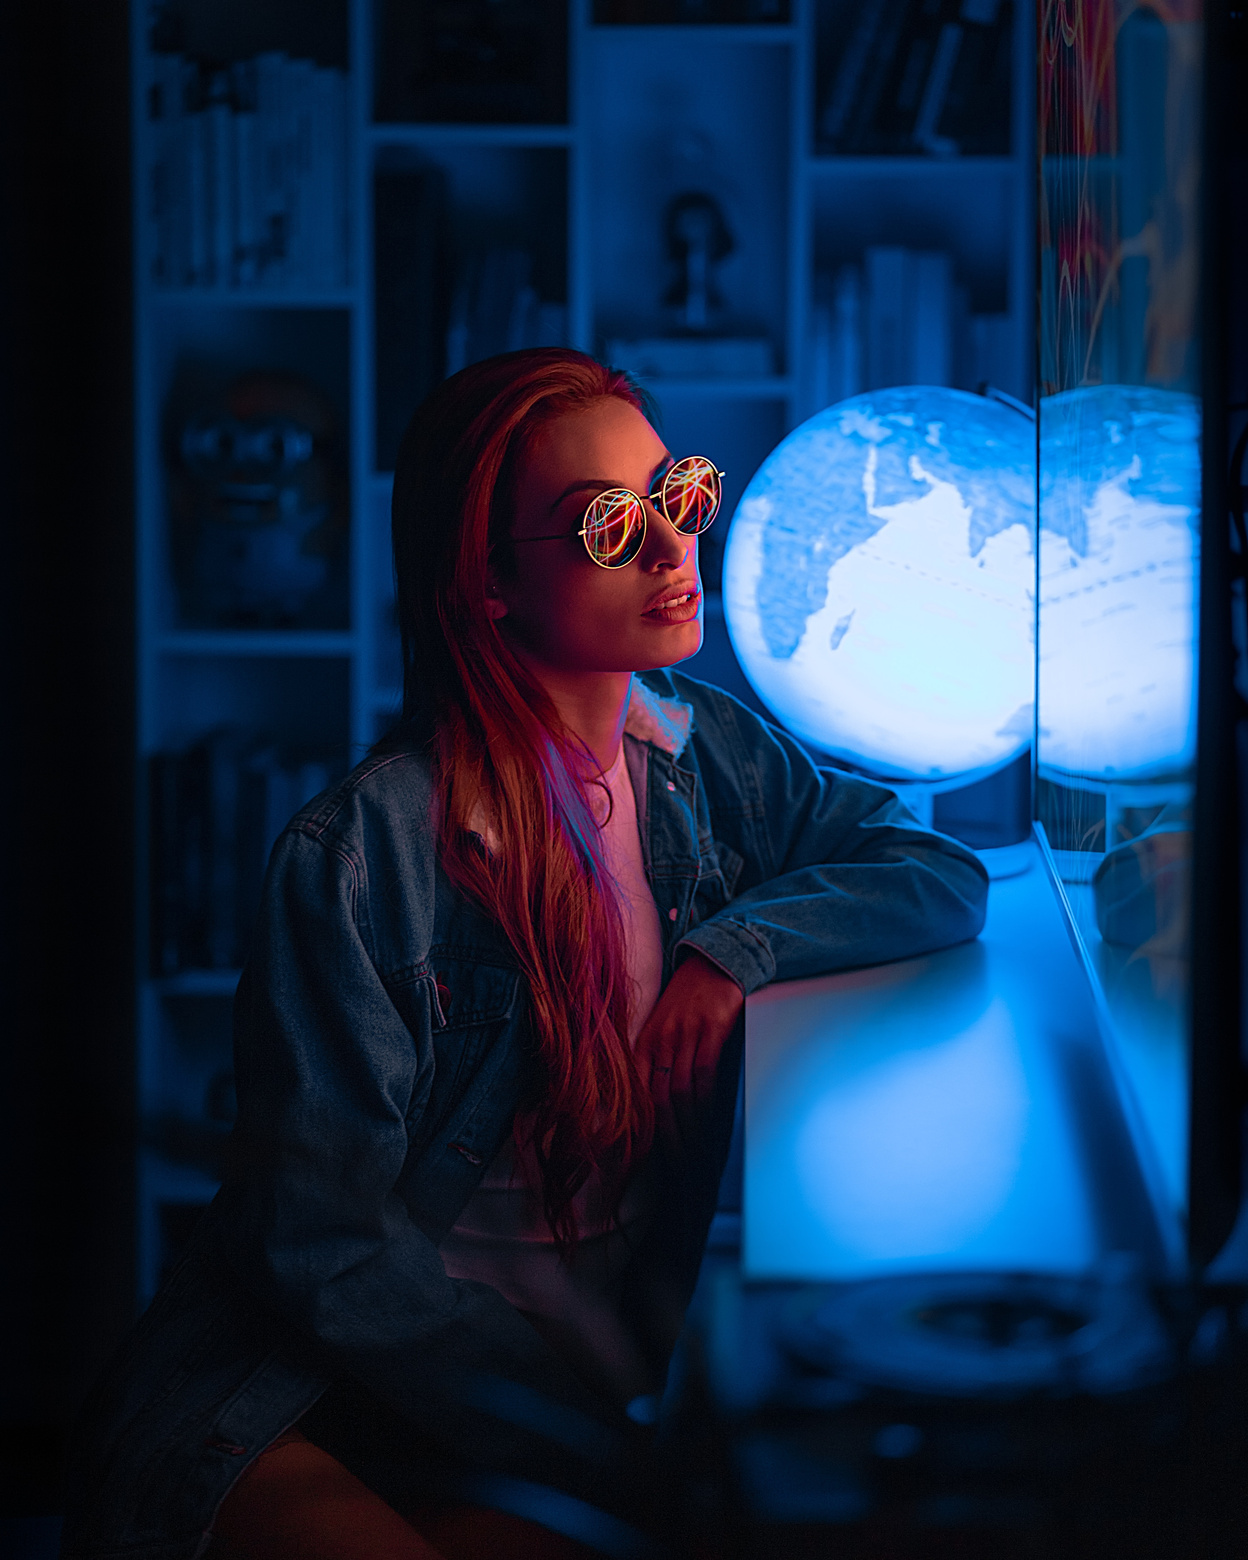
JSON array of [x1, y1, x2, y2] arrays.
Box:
[[62, 349, 988, 1559]]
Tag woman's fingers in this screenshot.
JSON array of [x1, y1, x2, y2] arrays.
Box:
[[636, 952, 744, 1153]]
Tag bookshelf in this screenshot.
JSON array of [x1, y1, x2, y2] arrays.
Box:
[[130, 0, 1035, 1301]]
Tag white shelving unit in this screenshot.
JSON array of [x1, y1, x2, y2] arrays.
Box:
[[130, 0, 1034, 1301]]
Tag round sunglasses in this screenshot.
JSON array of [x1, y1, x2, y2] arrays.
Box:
[[513, 455, 724, 569]]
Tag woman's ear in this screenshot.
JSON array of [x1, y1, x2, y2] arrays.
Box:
[[484, 574, 509, 621]]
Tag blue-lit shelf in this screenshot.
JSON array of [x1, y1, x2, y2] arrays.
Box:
[[156, 631, 357, 657], [807, 155, 1017, 177], [638, 376, 794, 399], [592, 24, 796, 43], [151, 970, 242, 998], [370, 123, 574, 149], [151, 289, 357, 309]]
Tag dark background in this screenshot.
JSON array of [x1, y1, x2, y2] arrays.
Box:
[[1, 0, 136, 1518], [1, 0, 1245, 1543]]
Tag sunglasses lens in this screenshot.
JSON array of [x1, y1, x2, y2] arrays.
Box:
[[583, 490, 646, 567], [661, 456, 721, 534]]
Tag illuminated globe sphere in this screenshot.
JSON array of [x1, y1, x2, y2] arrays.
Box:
[[1037, 385, 1200, 781], [723, 388, 1036, 783]]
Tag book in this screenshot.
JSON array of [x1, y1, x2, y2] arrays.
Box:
[[145, 50, 349, 293], [865, 246, 909, 388], [816, 0, 1012, 157], [910, 250, 954, 384], [863, 246, 955, 390], [149, 731, 341, 974]]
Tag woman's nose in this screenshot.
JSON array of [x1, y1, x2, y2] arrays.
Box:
[[642, 500, 693, 569]]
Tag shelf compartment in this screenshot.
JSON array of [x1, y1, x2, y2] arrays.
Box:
[[628, 374, 794, 399], [149, 654, 351, 752], [157, 630, 356, 656], [809, 165, 1015, 304], [148, 305, 353, 634], [807, 155, 1017, 177], [151, 288, 358, 309], [590, 23, 795, 40], [370, 123, 575, 148], [373, 143, 569, 470], [373, 0, 568, 127], [585, 31, 790, 371], [813, 0, 1014, 159], [151, 969, 242, 998]]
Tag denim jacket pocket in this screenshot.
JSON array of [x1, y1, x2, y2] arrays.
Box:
[[401, 955, 525, 1160], [690, 838, 746, 928]]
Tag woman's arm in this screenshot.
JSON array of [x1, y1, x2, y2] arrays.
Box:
[[674, 681, 990, 997], [635, 678, 990, 1120]]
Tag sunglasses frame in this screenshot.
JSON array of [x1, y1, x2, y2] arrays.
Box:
[[513, 455, 725, 570]]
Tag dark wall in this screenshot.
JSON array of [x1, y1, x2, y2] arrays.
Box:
[[0, 0, 136, 1514]]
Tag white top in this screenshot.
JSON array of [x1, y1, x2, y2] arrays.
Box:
[[439, 741, 667, 1405]]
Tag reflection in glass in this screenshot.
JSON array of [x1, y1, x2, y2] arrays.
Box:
[[1037, 0, 1203, 1222]]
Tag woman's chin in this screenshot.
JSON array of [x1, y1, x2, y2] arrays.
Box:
[[639, 619, 704, 671]]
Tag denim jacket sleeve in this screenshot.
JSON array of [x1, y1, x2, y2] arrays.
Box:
[[672, 679, 990, 994], [218, 821, 617, 1434]]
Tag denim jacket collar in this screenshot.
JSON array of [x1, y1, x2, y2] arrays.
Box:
[[623, 676, 693, 758]]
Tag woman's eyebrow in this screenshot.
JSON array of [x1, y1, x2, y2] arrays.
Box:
[[548, 454, 675, 515], [548, 479, 611, 514]]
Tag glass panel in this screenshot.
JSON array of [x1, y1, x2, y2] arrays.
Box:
[[1036, 0, 1203, 1222]]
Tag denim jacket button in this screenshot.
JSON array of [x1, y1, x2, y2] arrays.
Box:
[[668, 908, 678, 921], [666, 781, 676, 791]]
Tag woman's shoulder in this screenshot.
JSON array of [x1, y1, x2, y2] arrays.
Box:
[[284, 728, 436, 862]]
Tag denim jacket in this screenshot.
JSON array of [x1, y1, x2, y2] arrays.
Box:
[[61, 670, 988, 1559]]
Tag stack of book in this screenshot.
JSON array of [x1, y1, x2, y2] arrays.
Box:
[[817, 0, 1012, 158], [444, 250, 568, 378], [146, 52, 349, 292], [810, 247, 1017, 406], [373, 173, 567, 469], [149, 729, 339, 975]]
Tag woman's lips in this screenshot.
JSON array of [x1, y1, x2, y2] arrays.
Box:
[[643, 588, 702, 624]]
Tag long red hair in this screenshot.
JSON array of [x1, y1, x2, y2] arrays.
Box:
[[392, 348, 656, 1249]]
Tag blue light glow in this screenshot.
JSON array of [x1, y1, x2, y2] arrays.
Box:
[[743, 847, 1178, 1280], [723, 387, 1035, 782], [1037, 385, 1200, 781]]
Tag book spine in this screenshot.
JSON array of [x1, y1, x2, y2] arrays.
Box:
[[311, 68, 335, 289], [832, 263, 863, 403], [231, 60, 259, 287], [865, 246, 909, 390], [819, 0, 887, 149], [913, 22, 964, 155], [326, 69, 348, 288], [206, 86, 235, 288], [285, 59, 316, 289], [146, 56, 177, 286], [185, 70, 210, 289], [254, 53, 289, 286], [911, 251, 953, 384]]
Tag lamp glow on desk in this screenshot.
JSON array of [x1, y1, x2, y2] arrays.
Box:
[[743, 841, 1181, 1282]]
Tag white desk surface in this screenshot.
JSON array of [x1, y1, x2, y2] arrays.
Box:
[[744, 839, 1182, 1282]]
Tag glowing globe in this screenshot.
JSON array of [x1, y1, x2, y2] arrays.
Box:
[[723, 388, 1036, 782], [1037, 385, 1200, 781]]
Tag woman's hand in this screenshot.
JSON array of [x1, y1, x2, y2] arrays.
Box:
[[636, 949, 744, 1152]]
